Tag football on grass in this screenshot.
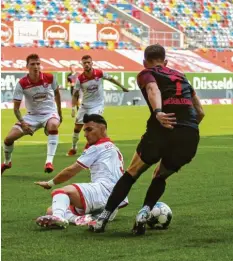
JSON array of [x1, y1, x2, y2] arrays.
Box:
[[147, 202, 172, 229]]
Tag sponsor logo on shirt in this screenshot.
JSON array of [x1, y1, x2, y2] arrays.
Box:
[[87, 85, 98, 93], [32, 93, 47, 102]]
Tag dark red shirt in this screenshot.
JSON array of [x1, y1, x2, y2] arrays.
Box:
[[137, 66, 198, 129]]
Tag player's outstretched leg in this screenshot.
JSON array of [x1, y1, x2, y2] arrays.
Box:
[[36, 188, 70, 228], [132, 164, 170, 235]]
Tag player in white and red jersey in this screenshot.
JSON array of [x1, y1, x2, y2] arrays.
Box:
[[66, 55, 129, 156], [1, 54, 62, 174], [35, 114, 128, 229]]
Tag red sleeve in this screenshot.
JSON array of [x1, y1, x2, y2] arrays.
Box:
[[95, 69, 103, 78], [137, 70, 157, 89]]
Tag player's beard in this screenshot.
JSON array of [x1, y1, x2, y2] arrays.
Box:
[[85, 67, 92, 73]]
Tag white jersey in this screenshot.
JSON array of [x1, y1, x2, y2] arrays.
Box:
[[75, 69, 112, 109], [77, 138, 124, 191], [13, 72, 58, 114]]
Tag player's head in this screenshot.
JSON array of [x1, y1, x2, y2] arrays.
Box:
[[81, 55, 93, 73], [70, 64, 76, 73], [83, 114, 107, 145], [143, 44, 167, 68], [26, 54, 40, 74]]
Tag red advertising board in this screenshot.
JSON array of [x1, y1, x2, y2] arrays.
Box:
[[1, 21, 13, 44], [1, 47, 143, 72], [97, 24, 121, 42], [43, 22, 69, 42]]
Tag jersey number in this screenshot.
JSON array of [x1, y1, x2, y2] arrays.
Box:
[[175, 81, 182, 96], [170, 75, 182, 96]]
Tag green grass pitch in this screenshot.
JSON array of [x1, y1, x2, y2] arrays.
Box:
[[1, 105, 233, 261]]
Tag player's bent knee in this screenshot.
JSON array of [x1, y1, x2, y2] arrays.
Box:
[[74, 125, 82, 133], [156, 162, 178, 179], [51, 188, 66, 197], [4, 136, 15, 146]]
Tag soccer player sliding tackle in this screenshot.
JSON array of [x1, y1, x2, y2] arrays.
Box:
[[89, 44, 205, 235], [35, 114, 128, 229]]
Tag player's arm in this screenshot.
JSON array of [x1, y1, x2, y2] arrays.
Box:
[[71, 79, 81, 116], [103, 72, 129, 92], [35, 146, 98, 190], [145, 82, 176, 129], [106, 77, 129, 92], [34, 162, 85, 189], [192, 94, 205, 123], [67, 77, 72, 88], [13, 82, 34, 135], [51, 75, 62, 122], [13, 99, 24, 122], [71, 89, 80, 117], [54, 88, 62, 123], [13, 100, 34, 135]]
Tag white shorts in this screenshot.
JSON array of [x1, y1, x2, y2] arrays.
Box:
[[14, 112, 60, 135], [75, 105, 104, 124], [72, 182, 128, 215]]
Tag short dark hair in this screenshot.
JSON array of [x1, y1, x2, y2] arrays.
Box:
[[81, 55, 92, 60], [144, 44, 166, 61], [26, 54, 40, 65], [83, 114, 107, 128]]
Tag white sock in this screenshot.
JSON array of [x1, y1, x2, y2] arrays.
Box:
[[65, 209, 79, 224], [72, 132, 79, 150], [46, 134, 58, 164], [52, 193, 70, 219], [3, 143, 14, 164]]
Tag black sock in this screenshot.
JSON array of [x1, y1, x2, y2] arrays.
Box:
[[143, 177, 166, 210], [105, 172, 136, 213]]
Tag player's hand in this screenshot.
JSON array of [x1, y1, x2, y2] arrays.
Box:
[[156, 112, 177, 129], [122, 87, 129, 92], [34, 181, 52, 190], [21, 121, 33, 136]]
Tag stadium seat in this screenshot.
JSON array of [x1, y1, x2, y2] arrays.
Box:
[[133, 0, 233, 48]]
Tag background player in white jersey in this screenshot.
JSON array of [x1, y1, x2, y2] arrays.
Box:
[[35, 114, 128, 229], [1, 54, 62, 174], [67, 55, 129, 156]]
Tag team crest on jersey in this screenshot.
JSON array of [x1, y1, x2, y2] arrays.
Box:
[[43, 83, 49, 88]]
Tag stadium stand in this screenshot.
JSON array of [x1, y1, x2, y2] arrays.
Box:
[[1, 0, 233, 49], [132, 0, 233, 48]]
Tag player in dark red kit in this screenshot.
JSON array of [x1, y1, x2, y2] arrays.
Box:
[[90, 44, 205, 235]]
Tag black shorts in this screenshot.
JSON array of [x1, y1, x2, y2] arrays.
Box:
[[136, 126, 200, 171]]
